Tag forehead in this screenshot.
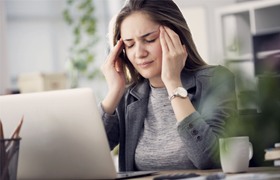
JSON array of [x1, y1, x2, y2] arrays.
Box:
[[120, 12, 159, 39]]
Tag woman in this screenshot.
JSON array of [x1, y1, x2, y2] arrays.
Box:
[[99, 0, 237, 171]]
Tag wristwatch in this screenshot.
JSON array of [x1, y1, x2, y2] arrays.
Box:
[[168, 87, 188, 101]]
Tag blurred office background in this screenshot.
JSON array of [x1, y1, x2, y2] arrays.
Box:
[[1, 0, 280, 167], [0, 0, 238, 98]]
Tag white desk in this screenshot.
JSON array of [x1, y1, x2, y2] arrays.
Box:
[[130, 166, 280, 180]]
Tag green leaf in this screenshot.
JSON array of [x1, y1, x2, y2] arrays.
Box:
[[87, 69, 101, 80], [73, 60, 87, 71], [63, 10, 73, 25], [67, 0, 74, 5], [63, 0, 99, 82], [78, 0, 91, 10], [87, 54, 94, 63]]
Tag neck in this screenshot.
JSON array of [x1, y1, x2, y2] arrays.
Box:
[[149, 77, 165, 88]]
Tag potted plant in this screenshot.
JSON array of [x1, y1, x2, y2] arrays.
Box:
[[63, 0, 100, 88]]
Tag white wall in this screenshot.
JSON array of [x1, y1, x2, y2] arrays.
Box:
[[0, 1, 9, 95], [180, 7, 209, 62], [174, 0, 236, 65]]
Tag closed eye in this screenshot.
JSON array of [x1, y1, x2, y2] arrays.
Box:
[[124, 43, 134, 49], [146, 39, 156, 43]]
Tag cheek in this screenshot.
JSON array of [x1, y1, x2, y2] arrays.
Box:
[[125, 50, 135, 64], [153, 43, 163, 60]]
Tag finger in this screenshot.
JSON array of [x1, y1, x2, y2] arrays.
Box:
[[161, 26, 174, 52], [182, 44, 188, 66], [164, 26, 184, 52], [160, 26, 169, 52], [182, 44, 187, 54], [101, 40, 123, 73], [115, 59, 123, 73], [107, 39, 124, 64]]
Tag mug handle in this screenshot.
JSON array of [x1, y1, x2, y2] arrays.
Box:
[[249, 142, 253, 160]]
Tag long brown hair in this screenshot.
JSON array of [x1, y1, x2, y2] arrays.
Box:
[[111, 0, 207, 84]]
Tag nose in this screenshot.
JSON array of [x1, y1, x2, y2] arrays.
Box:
[[135, 43, 148, 58]]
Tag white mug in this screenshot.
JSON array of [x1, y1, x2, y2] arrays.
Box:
[[219, 136, 253, 173]]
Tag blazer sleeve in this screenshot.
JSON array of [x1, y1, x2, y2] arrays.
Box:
[[177, 66, 238, 169], [98, 103, 120, 150]]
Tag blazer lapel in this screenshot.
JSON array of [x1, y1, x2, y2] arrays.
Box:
[[124, 81, 150, 170]]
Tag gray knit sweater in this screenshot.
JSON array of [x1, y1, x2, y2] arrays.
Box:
[[135, 86, 195, 170]]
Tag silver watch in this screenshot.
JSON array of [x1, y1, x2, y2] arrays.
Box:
[[168, 87, 188, 101]]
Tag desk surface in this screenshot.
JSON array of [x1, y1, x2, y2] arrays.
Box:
[[130, 166, 280, 180]]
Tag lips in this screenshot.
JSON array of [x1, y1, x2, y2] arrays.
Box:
[[137, 61, 153, 68]]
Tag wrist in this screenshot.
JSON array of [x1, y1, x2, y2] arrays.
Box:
[[165, 81, 183, 95], [168, 87, 188, 101], [102, 90, 124, 114]]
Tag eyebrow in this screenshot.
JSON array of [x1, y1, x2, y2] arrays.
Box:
[[123, 29, 159, 42]]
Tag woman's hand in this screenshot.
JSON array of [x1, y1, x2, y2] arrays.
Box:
[[100, 39, 126, 114], [159, 26, 188, 91], [160, 26, 195, 122]]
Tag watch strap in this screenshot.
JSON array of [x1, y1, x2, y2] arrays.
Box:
[[168, 87, 188, 101]]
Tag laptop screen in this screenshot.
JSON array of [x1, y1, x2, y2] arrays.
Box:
[[0, 88, 117, 179]]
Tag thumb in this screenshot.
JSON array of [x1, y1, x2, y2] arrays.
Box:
[[115, 59, 123, 73]]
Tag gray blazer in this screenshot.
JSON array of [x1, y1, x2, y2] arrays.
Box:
[[99, 65, 237, 171]]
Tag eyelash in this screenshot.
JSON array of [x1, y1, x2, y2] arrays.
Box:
[[146, 39, 156, 43], [126, 38, 157, 49]]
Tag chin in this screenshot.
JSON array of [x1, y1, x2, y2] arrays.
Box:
[[139, 73, 159, 81]]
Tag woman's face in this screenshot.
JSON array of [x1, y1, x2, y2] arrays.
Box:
[[120, 12, 163, 85]]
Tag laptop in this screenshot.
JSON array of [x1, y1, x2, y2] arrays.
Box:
[[0, 88, 156, 179]]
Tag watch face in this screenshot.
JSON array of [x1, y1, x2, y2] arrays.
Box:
[[177, 87, 188, 98]]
